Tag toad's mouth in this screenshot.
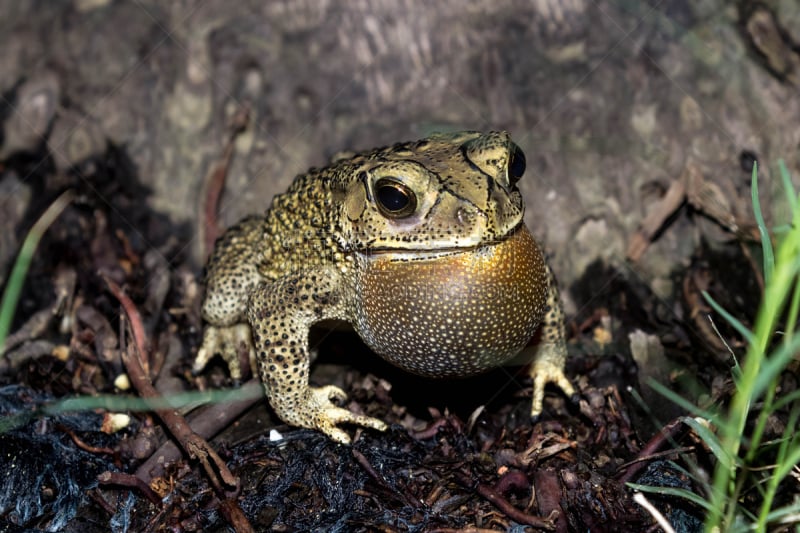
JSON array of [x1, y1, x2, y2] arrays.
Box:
[[355, 223, 525, 262]]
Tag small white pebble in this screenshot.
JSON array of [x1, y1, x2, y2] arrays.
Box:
[[101, 413, 131, 434], [114, 373, 131, 391], [51, 345, 70, 362]]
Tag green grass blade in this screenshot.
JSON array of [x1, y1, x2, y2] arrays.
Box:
[[783, 260, 800, 344], [0, 381, 264, 433], [681, 416, 736, 469], [769, 387, 800, 413], [646, 379, 717, 421], [756, 408, 800, 529], [662, 461, 710, 491], [751, 162, 775, 285], [778, 160, 796, 214], [627, 482, 715, 513], [752, 332, 800, 401], [702, 290, 755, 345], [0, 191, 74, 350], [765, 500, 800, 527], [770, 224, 793, 235], [769, 433, 800, 484], [52, 380, 264, 413]]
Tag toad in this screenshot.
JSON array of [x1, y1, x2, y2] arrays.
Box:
[[195, 131, 575, 443]]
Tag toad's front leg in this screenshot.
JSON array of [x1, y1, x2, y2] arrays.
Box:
[[528, 265, 576, 419], [246, 268, 387, 444]]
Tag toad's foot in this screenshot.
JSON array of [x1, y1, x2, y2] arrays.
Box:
[[528, 343, 576, 420], [194, 324, 255, 381], [276, 385, 388, 444]]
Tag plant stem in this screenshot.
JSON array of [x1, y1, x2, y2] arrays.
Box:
[[0, 190, 74, 350]]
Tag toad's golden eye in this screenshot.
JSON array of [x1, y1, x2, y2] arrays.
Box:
[[508, 142, 526, 184], [375, 178, 417, 218]]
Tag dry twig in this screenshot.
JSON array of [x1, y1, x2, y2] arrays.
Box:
[[104, 276, 253, 532]]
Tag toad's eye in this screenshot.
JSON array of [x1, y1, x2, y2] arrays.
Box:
[[508, 142, 526, 183], [375, 178, 417, 218]]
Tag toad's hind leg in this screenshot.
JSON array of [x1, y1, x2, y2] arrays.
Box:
[[195, 216, 267, 380], [527, 265, 576, 419]]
